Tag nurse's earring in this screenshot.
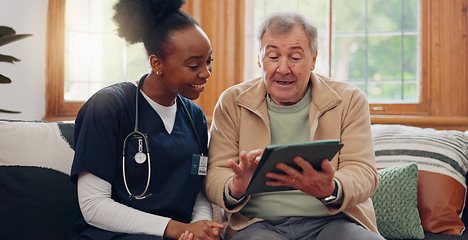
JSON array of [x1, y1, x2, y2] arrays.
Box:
[[149, 54, 163, 76]]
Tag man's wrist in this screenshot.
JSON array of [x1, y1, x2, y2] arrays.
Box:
[[224, 178, 245, 206], [317, 180, 339, 204]]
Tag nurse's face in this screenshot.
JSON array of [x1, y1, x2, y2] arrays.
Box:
[[156, 25, 213, 103]]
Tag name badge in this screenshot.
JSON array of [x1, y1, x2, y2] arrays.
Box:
[[191, 154, 208, 176]]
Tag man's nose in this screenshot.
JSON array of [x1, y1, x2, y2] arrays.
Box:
[[276, 58, 291, 74]]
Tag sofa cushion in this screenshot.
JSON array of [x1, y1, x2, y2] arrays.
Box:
[[371, 162, 425, 239], [0, 166, 80, 239], [0, 119, 80, 240], [372, 124, 468, 235]]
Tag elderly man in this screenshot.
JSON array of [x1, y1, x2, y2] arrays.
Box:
[[205, 11, 384, 240]]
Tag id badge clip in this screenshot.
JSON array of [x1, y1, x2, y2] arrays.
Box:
[[191, 154, 208, 176]]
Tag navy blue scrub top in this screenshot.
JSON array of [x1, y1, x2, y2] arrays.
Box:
[[71, 82, 208, 224]]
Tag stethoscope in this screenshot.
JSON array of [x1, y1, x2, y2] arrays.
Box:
[[122, 74, 204, 200]]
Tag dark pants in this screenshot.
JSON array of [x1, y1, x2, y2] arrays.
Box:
[[231, 213, 385, 240]]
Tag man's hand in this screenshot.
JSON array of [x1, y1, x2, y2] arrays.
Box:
[[265, 158, 336, 198], [227, 149, 263, 199]]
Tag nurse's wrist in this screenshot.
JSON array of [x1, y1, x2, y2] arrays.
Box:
[[164, 219, 186, 239]]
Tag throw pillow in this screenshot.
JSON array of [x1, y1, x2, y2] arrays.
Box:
[[0, 120, 74, 173], [372, 124, 468, 235], [371, 162, 425, 239]]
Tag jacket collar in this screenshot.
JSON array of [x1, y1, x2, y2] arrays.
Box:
[[236, 77, 267, 111], [310, 73, 342, 113]]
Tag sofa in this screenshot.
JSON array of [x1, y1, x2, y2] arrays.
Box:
[[0, 119, 467, 240]]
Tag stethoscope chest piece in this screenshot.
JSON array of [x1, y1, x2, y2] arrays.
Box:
[[134, 137, 147, 164], [134, 152, 147, 164]]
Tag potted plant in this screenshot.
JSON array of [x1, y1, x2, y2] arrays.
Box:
[[0, 26, 32, 113]]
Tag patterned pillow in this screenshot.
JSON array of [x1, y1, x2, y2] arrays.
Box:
[[0, 119, 80, 240], [371, 162, 424, 239], [372, 124, 468, 235]]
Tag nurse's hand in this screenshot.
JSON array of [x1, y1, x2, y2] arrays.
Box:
[[186, 220, 224, 240], [227, 149, 263, 199], [166, 219, 224, 240]]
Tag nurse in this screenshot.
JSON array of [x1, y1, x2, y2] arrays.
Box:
[[70, 0, 223, 239]]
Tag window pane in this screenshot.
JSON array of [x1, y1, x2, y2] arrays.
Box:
[[127, 44, 150, 82], [99, 35, 126, 85], [333, 36, 366, 82], [403, 0, 419, 30], [333, 0, 366, 33], [332, 0, 420, 103], [64, 0, 147, 101], [367, 36, 402, 79], [66, 0, 91, 33], [368, 0, 402, 32]]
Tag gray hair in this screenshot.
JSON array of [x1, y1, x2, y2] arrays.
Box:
[[257, 11, 318, 54]]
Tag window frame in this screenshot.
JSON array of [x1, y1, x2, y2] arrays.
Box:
[[367, 0, 429, 116], [370, 0, 468, 130], [45, 0, 468, 130]]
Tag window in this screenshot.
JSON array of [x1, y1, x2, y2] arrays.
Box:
[[46, 0, 468, 130], [64, 0, 147, 101], [46, 0, 245, 122], [245, 0, 420, 104]]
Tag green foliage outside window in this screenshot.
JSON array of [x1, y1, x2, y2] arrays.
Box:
[[250, 0, 420, 103]]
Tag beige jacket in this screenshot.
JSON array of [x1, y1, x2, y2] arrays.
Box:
[[205, 73, 379, 237]]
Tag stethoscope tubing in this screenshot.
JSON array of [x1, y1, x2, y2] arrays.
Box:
[[122, 130, 151, 200], [122, 74, 204, 200]]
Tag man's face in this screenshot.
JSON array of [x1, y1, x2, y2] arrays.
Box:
[[259, 25, 317, 106]]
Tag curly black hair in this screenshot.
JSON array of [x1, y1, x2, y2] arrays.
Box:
[[113, 0, 199, 60]]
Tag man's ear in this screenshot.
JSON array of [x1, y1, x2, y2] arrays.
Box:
[[311, 50, 318, 71], [149, 54, 163, 75]]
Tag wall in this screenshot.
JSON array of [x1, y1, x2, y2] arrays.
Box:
[[0, 0, 48, 120]]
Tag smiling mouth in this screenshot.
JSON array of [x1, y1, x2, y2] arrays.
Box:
[[190, 83, 205, 89], [275, 80, 294, 85]]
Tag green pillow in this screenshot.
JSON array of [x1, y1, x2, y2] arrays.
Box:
[[371, 162, 424, 239]]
